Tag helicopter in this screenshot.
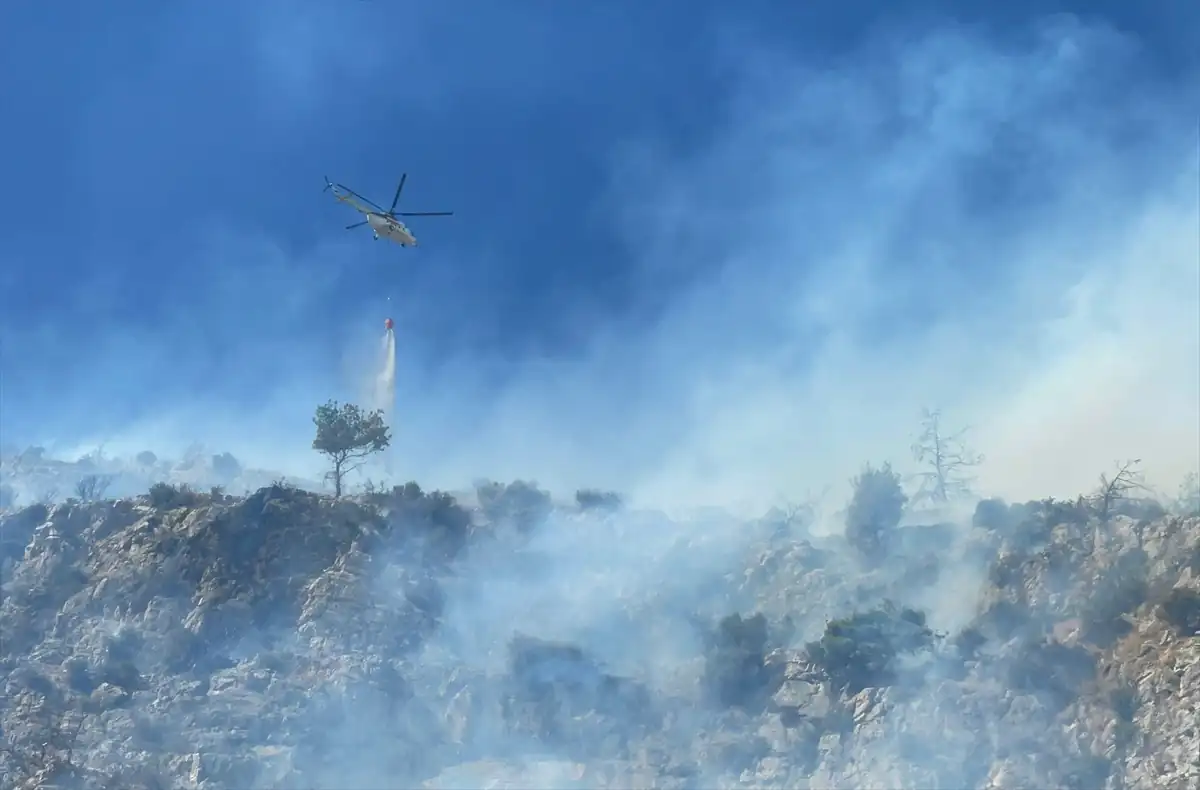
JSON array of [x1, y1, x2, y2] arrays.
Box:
[[323, 173, 452, 247]]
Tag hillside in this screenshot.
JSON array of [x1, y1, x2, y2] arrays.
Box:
[[0, 445, 321, 507], [1, 480, 1198, 789]]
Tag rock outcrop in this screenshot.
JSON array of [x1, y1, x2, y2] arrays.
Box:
[[1, 481, 1197, 789]]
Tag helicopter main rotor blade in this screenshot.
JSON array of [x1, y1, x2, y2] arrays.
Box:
[[329, 181, 387, 211], [345, 221, 369, 230], [396, 211, 453, 216], [389, 173, 407, 213], [345, 189, 388, 213]]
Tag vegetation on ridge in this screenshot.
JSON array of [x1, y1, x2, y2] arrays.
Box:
[[0, 405, 1197, 789]]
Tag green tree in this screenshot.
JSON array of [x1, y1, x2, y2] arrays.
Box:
[[805, 604, 934, 694], [312, 400, 391, 497], [845, 462, 907, 563]]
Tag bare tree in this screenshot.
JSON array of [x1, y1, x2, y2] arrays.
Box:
[[76, 443, 108, 470], [910, 408, 984, 505], [1092, 459, 1148, 522], [770, 485, 830, 535], [777, 501, 812, 530], [74, 474, 114, 503]]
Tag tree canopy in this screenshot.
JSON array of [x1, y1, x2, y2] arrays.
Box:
[[312, 400, 391, 497]]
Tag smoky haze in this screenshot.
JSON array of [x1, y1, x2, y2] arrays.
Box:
[[1, 11, 1198, 790], [4, 19, 1195, 509]]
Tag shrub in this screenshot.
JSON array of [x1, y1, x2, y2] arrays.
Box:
[[1107, 682, 1139, 722], [1006, 498, 1084, 551], [575, 488, 623, 514], [147, 482, 201, 510], [1078, 548, 1148, 647], [988, 553, 1027, 589], [805, 604, 933, 694], [476, 480, 552, 532], [953, 626, 987, 660], [1111, 497, 1167, 522], [1157, 587, 1200, 636], [845, 462, 907, 563], [387, 482, 474, 561], [1006, 637, 1097, 713], [703, 613, 773, 708], [504, 635, 655, 743], [972, 497, 1014, 532]]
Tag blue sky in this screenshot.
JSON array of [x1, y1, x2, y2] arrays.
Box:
[[1, 1, 1197, 502]]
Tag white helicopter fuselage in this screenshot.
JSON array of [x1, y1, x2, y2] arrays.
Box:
[[367, 212, 417, 246]]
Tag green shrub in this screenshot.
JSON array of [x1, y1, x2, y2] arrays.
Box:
[[1005, 637, 1097, 713], [575, 488, 623, 513], [387, 482, 473, 560], [1158, 587, 1200, 636], [147, 482, 201, 510], [476, 480, 552, 532], [972, 497, 1014, 532], [845, 463, 907, 563], [805, 604, 933, 694], [1078, 548, 1148, 647], [703, 613, 773, 708]]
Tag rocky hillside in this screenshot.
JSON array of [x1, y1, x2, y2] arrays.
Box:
[[1, 480, 1198, 789]]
